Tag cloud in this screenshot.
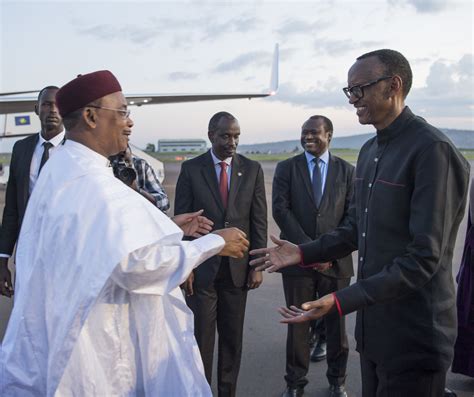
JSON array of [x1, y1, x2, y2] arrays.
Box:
[[313, 39, 383, 56], [202, 15, 259, 40], [387, 0, 448, 13], [77, 23, 161, 46], [75, 14, 261, 46], [409, 54, 474, 117], [269, 55, 474, 120], [275, 18, 330, 37], [213, 51, 271, 73], [268, 80, 346, 109], [168, 72, 199, 81]]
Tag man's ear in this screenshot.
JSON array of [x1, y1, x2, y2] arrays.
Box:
[[84, 108, 97, 129], [34, 104, 39, 116], [389, 75, 403, 97], [208, 130, 214, 143]]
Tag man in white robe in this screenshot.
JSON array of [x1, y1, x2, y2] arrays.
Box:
[[0, 70, 249, 397]]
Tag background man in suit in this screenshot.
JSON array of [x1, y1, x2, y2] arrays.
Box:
[[0, 86, 65, 297], [273, 115, 354, 397], [175, 111, 267, 397]]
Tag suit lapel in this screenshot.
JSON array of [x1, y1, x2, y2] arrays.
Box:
[[22, 134, 39, 202], [227, 155, 244, 211], [201, 151, 225, 213], [296, 153, 315, 207]]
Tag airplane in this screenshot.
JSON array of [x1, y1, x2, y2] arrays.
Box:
[[0, 44, 279, 184], [0, 44, 279, 127]]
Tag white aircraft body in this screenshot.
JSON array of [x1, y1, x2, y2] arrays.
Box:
[[0, 45, 278, 182]]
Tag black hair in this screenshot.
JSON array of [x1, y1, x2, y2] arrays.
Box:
[[357, 49, 413, 98], [37, 85, 59, 102], [208, 111, 236, 133], [307, 115, 333, 139]]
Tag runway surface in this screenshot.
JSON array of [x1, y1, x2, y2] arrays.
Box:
[[0, 160, 473, 396]]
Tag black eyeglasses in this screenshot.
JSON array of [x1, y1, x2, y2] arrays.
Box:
[[87, 105, 131, 119], [342, 76, 393, 99]]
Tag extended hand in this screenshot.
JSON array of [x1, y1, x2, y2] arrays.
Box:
[[0, 258, 13, 297], [172, 210, 214, 237], [278, 294, 336, 324], [249, 235, 301, 272], [247, 269, 263, 290], [214, 227, 249, 258]]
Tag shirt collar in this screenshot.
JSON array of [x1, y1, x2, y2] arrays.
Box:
[[210, 149, 232, 166], [305, 149, 329, 165], [65, 139, 110, 168], [376, 106, 415, 144], [38, 129, 65, 147]]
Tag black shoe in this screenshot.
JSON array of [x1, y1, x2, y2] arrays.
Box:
[[281, 386, 304, 397], [444, 388, 457, 397], [310, 339, 327, 362], [329, 384, 348, 397]]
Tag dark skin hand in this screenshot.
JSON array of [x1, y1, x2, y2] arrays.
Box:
[[214, 227, 249, 258], [247, 268, 263, 290], [172, 210, 214, 238], [180, 227, 249, 295], [249, 235, 301, 272], [0, 257, 13, 297], [278, 294, 336, 324], [181, 271, 195, 296]]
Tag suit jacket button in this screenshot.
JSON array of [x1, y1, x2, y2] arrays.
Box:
[[224, 221, 230, 228]]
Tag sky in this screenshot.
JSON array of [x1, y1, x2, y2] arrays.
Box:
[[1, 0, 473, 149]]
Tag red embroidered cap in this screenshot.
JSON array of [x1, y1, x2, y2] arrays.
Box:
[[56, 70, 122, 117]]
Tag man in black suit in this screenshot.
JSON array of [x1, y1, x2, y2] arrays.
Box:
[[0, 86, 65, 297], [175, 111, 267, 397], [273, 115, 354, 397]]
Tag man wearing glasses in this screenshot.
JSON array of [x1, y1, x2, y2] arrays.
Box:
[[1, 70, 249, 396], [250, 49, 470, 396]]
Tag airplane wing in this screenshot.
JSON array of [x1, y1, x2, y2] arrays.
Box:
[[0, 44, 279, 115]]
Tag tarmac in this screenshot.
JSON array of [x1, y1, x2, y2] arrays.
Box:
[[0, 160, 473, 396]]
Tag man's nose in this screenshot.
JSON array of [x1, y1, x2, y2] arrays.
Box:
[[348, 93, 359, 105]]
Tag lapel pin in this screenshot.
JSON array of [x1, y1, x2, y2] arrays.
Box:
[[237, 172, 242, 176]]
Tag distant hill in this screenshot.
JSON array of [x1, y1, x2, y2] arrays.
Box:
[[238, 129, 474, 153]]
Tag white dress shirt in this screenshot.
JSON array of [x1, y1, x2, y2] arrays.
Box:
[[29, 129, 65, 194]]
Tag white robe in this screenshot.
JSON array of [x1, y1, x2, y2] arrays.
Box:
[[1, 140, 223, 396]]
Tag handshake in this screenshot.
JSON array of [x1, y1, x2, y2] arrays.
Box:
[[171, 210, 249, 258], [213, 228, 249, 258]]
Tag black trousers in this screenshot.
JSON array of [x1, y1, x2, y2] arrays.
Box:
[[186, 261, 248, 397], [282, 273, 350, 388], [360, 355, 446, 397]]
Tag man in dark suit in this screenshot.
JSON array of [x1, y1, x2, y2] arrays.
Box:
[[0, 86, 64, 297], [273, 115, 354, 397], [175, 111, 267, 397]]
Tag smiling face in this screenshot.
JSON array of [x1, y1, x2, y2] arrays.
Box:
[[93, 92, 133, 157], [347, 56, 395, 130], [35, 88, 63, 139], [208, 116, 240, 160], [300, 118, 331, 157]]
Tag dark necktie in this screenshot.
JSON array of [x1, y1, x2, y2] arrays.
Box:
[[219, 161, 229, 208], [312, 158, 322, 207], [38, 142, 54, 175]]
